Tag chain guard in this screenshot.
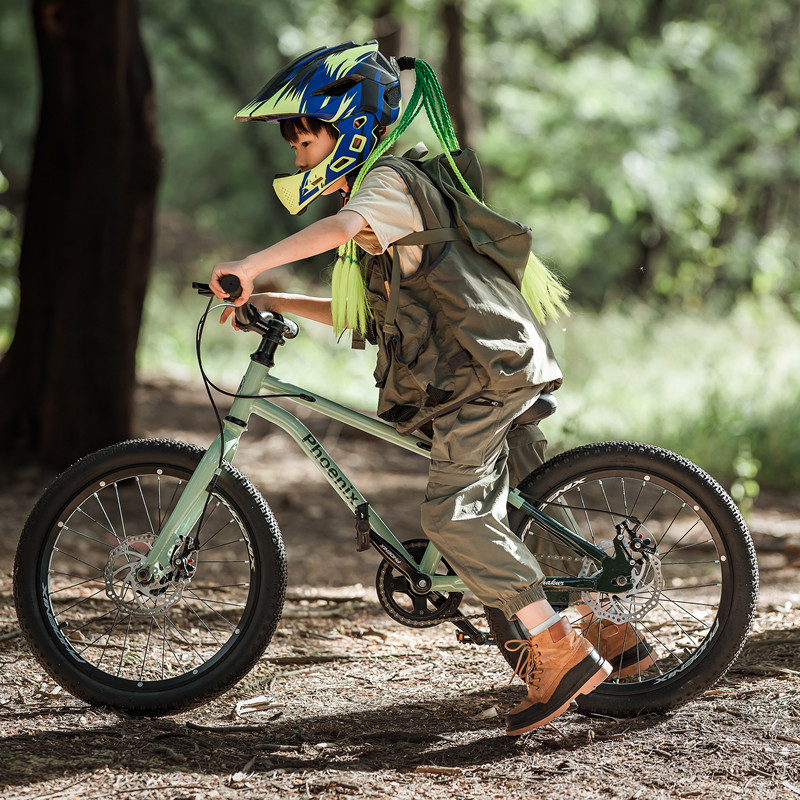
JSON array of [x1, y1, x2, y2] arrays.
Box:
[[578, 539, 664, 624], [375, 539, 463, 628]]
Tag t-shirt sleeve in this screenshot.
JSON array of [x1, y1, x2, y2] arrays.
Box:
[[339, 167, 422, 254]]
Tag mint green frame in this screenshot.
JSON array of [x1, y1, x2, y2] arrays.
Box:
[[139, 353, 633, 601]]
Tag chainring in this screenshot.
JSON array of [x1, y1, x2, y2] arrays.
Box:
[[375, 539, 463, 628]]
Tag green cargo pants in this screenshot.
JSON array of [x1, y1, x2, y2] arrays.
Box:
[[420, 387, 553, 620]]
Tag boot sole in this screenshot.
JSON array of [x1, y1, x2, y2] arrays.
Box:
[[610, 642, 657, 679], [506, 657, 612, 736]]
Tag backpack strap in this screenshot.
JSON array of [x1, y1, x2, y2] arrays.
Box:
[[383, 227, 468, 333]]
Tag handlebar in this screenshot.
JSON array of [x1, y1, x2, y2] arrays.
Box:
[[191, 280, 299, 340]]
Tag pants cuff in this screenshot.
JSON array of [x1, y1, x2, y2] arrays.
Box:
[[496, 583, 547, 620]]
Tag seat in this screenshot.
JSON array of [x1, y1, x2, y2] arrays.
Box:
[[512, 392, 557, 427]]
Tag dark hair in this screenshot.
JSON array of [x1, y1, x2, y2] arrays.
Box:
[[279, 117, 339, 142]]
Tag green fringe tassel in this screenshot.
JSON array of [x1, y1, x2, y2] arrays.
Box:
[[520, 252, 570, 324], [331, 239, 370, 335], [331, 57, 570, 336]]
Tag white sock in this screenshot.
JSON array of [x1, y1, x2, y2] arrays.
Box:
[[526, 613, 563, 638]]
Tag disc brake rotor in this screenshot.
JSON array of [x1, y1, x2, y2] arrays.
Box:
[[578, 539, 664, 624], [104, 534, 188, 617]]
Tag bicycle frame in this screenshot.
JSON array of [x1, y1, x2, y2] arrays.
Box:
[[139, 337, 637, 605]]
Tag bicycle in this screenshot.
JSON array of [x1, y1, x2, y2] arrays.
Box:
[[13, 278, 759, 718]]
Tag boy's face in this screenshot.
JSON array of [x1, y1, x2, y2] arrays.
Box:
[[288, 121, 346, 195]]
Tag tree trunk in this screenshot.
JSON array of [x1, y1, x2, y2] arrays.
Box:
[[0, 0, 160, 470], [440, 0, 470, 147]]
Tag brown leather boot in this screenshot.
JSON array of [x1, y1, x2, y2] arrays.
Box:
[[504, 616, 611, 736], [580, 616, 656, 679]]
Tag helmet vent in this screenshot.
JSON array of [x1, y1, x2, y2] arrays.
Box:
[[314, 76, 364, 97]]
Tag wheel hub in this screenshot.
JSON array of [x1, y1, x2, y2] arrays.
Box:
[[104, 534, 189, 617]]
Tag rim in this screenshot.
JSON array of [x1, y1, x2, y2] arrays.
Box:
[[38, 465, 259, 690], [520, 466, 733, 689]]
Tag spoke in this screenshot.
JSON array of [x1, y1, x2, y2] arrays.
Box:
[[200, 538, 245, 553], [162, 612, 207, 664], [183, 588, 242, 625], [139, 617, 156, 682], [181, 598, 225, 647], [51, 548, 104, 573], [636, 487, 669, 529], [136, 477, 156, 536], [189, 582, 252, 591], [628, 478, 646, 520], [158, 478, 184, 534], [114, 482, 127, 540], [575, 486, 595, 543], [657, 596, 719, 608], [51, 586, 107, 617], [95, 609, 121, 669], [157, 473, 162, 532], [67, 515, 118, 546], [183, 596, 246, 609], [195, 499, 223, 538], [76, 611, 133, 658], [64, 606, 119, 636], [199, 508, 237, 549], [49, 569, 103, 581], [659, 594, 717, 626], [658, 518, 703, 557], [656, 600, 704, 647], [655, 502, 686, 546], [661, 583, 721, 592], [635, 617, 683, 672], [152, 614, 188, 675], [662, 537, 716, 554], [115, 614, 134, 677], [49, 577, 105, 595]]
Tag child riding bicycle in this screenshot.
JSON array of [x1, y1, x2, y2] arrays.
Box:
[[209, 41, 652, 734]]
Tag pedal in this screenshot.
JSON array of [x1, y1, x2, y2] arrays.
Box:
[[456, 630, 495, 646]]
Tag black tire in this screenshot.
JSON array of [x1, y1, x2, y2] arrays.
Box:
[[13, 438, 287, 715], [486, 441, 758, 716]]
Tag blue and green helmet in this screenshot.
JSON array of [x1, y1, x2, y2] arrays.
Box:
[[236, 41, 402, 214]]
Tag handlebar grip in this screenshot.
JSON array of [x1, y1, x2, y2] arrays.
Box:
[[220, 274, 242, 301]]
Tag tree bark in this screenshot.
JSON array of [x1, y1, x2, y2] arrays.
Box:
[[440, 0, 470, 147], [0, 0, 160, 469]]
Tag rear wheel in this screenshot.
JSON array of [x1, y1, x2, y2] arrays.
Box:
[[14, 438, 287, 715], [486, 441, 758, 716]]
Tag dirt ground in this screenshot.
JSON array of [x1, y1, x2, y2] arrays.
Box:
[[1, 377, 799, 800]]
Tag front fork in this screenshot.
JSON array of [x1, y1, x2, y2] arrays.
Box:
[[135, 420, 246, 584]]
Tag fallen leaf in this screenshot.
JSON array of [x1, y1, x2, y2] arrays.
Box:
[[471, 706, 499, 720]]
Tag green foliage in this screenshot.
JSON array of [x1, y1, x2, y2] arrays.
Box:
[[475, 0, 800, 310], [2, 0, 798, 492], [544, 296, 800, 493]]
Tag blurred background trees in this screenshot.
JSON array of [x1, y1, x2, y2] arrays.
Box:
[[0, 0, 797, 491]]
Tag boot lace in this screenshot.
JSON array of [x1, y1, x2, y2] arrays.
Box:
[[505, 639, 543, 687]]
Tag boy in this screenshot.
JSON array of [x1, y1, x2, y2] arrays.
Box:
[[210, 42, 644, 734]]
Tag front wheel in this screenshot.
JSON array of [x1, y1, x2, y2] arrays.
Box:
[[14, 439, 287, 715], [486, 441, 758, 716]]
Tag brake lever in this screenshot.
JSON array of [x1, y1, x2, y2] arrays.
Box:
[[192, 282, 213, 296]]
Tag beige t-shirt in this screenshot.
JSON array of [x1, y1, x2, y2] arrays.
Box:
[[339, 167, 424, 277]]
